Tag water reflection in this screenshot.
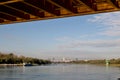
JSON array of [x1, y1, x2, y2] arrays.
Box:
[[0, 64, 120, 80]]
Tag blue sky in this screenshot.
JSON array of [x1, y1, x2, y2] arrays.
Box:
[[0, 11, 120, 59]]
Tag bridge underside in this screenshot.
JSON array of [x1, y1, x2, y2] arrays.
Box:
[[0, 0, 120, 24]]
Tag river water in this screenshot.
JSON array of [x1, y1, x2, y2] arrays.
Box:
[[0, 64, 120, 80]]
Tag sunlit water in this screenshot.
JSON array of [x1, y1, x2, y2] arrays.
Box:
[[0, 64, 120, 80]]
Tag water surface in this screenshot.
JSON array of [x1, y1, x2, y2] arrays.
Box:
[[0, 64, 120, 80]]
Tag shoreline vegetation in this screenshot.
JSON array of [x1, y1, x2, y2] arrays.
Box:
[[0, 64, 23, 66], [52, 59, 120, 67], [0, 52, 51, 66], [69, 59, 120, 67], [0, 52, 120, 67]]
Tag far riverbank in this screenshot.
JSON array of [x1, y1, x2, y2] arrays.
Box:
[[0, 64, 23, 66]]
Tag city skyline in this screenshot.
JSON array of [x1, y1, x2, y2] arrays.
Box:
[[0, 11, 120, 59]]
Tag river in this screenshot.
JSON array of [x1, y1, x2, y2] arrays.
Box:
[[0, 64, 120, 80]]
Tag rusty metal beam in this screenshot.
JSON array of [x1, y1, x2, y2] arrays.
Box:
[[0, 5, 30, 20], [76, 0, 95, 11], [80, 0, 97, 11], [0, 12, 17, 21], [6, 2, 45, 18], [109, 0, 120, 9], [21, 1, 45, 17], [0, 18, 4, 23], [24, 0, 60, 16], [6, 4, 38, 18], [47, 0, 78, 13], [0, 0, 120, 25], [0, 0, 22, 5]]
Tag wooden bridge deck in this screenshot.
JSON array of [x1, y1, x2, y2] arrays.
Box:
[[0, 0, 120, 24]]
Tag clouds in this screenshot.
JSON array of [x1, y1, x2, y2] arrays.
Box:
[[1, 11, 120, 59], [88, 11, 120, 36], [57, 38, 120, 49], [53, 12, 120, 59], [56, 11, 120, 49], [35, 11, 120, 59], [54, 37, 120, 59], [40, 38, 120, 59]]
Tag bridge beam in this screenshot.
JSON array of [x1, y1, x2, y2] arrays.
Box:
[[6, 2, 45, 18], [0, 0, 120, 24], [0, 18, 4, 23], [75, 0, 95, 12], [0, 0, 22, 5], [0, 12, 17, 21], [0, 5, 30, 20], [24, 0, 60, 16], [47, 0, 78, 14], [108, 0, 120, 9], [80, 0, 97, 11]]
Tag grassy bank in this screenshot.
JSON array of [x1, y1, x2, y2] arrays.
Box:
[[0, 64, 23, 66], [0, 53, 51, 65], [109, 64, 120, 67]]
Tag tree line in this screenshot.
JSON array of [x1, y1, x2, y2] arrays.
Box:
[[71, 59, 120, 64], [0, 52, 51, 65]]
